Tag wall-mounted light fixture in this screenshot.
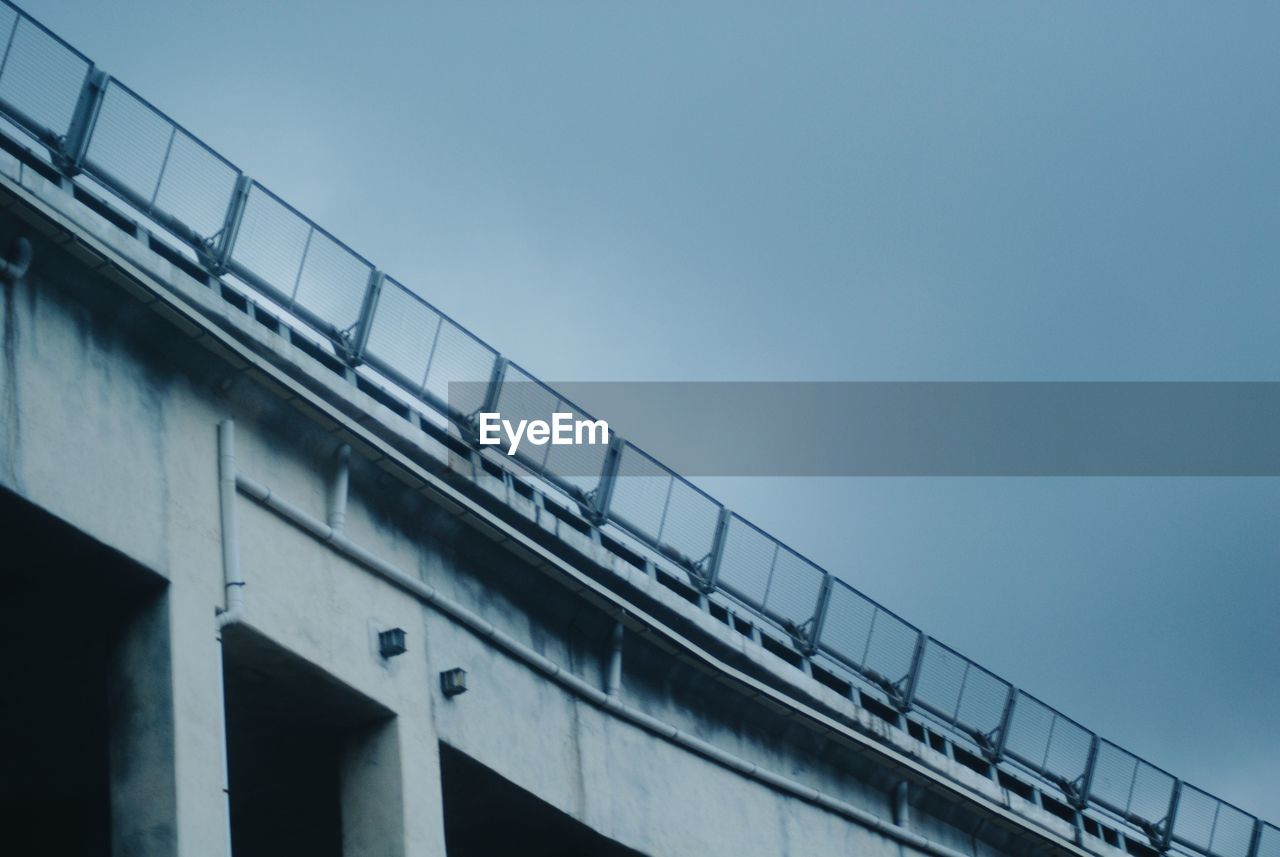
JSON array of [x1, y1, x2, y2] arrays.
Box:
[[440, 667, 468, 697], [378, 627, 408, 658]]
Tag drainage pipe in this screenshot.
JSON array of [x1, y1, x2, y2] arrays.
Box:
[[235, 471, 973, 857], [327, 443, 351, 533], [216, 419, 244, 628], [214, 419, 242, 857], [894, 780, 911, 828], [605, 619, 625, 698]]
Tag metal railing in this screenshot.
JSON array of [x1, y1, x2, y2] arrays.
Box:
[[0, 3, 1272, 855]]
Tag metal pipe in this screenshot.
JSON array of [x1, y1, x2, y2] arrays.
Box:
[[606, 619, 624, 697], [893, 780, 911, 828], [216, 420, 244, 628], [235, 472, 989, 857], [214, 419, 241, 857], [214, 627, 235, 857], [327, 443, 351, 533]]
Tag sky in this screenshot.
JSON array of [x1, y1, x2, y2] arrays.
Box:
[[21, 0, 1280, 821]]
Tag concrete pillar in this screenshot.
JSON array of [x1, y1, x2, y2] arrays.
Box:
[[400, 715, 449, 857], [339, 641, 447, 856], [108, 583, 233, 856], [175, 585, 239, 855], [108, 590, 178, 857], [342, 718, 407, 857]]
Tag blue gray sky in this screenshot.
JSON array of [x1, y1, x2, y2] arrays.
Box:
[[26, 0, 1280, 819]]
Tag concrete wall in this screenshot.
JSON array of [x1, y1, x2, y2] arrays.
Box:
[[0, 148, 1106, 857]]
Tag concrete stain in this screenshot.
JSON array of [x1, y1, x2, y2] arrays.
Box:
[[1, 270, 21, 491]]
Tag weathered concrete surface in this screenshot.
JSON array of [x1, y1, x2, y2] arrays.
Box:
[[0, 144, 1120, 857]]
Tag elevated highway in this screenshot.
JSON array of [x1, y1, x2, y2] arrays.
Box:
[[0, 3, 1273, 855]]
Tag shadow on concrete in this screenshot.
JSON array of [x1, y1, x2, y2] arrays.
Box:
[[441, 742, 646, 857], [0, 489, 162, 856], [222, 624, 393, 857]]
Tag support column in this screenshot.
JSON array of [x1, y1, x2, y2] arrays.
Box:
[[397, 676, 450, 857], [108, 581, 231, 856], [108, 590, 178, 857], [342, 719, 408, 857], [175, 581, 241, 855]]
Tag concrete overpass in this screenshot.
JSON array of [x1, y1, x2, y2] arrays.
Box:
[[0, 2, 1274, 855]]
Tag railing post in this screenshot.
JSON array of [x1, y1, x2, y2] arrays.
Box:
[[895, 632, 927, 711], [460, 356, 507, 452], [802, 572, 834, 654], [478, 356, 507, 417], [987, 685, 1018, 762], [345, 269, 384, 365], [199, 173, 252, 274], [1246, 817, 1264, 857], [1161, 779, 1182, 853], [587, 434, 624, 525], [698, 505, 732, 593], [1076, 734, 1099, 809], [53, 67, 107, 177]]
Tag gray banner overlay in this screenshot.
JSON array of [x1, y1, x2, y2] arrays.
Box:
[[451, 382, 1280, 476]]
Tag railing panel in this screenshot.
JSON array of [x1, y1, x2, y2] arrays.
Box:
[[491, 364, 552, 418], [230, 182, 312, 303], [914, 638, 1011, 737], [1089, 740, 1175, 826], [490, 362, 560, 463], [818, 579, 919, 688], [1174, 786, 1257, 857], [225, 181, 375, 338], [1257, 823, 1279, 857], [0, 7, 15, 64], [491, 364, 611, 497], [421, 317, 499, 419], [83, 81, 170, 200], [609, 443, 720, 568], [0, 10, 88, 137], [540, 412, 610, 498], [606, 442, 667, 539], [1004, 691, 1093, 786], [84, 80, 238, 238], [764, 541, 827, 630], [646, 462, 720, 566], [716, 516, 826, 629], [361, 276, 497, 419], [1175, 787, 1219, 856], [152, 129, 238, 238], [716, 512, 775, 608], [291, 226, 373, 334], [363, 276, 441, 389]]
